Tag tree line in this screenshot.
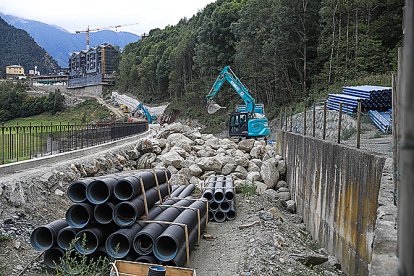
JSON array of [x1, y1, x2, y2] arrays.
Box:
[[117, 0, 402, 122], [0, 82, 65, 122]]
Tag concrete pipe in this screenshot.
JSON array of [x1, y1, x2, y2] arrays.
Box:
[[30, 219, 68, 251], [94, 202, 115, 225], [213, 210, 226, 223], [133, 199, 192, 255], [57, 226, 81, 250], [153, 200, 207, 261], [113, 184, 169, 227], [224, 177, 235, 201], [65, 203, 94, 228], [44, 246, 65, 269], [74, 225, 115, 255], [226, 200, 236, 221], [176, 184, 195, 199]]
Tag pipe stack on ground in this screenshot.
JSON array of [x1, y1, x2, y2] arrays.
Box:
[[30, 169, 172, 269], [30, 169, 205, 269], [202, 175, 236, 223]]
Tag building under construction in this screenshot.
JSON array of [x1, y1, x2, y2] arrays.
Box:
[[68, 43, 118, 88]]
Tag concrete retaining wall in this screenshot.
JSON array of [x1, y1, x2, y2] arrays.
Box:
[[275, 130, 386, 275]]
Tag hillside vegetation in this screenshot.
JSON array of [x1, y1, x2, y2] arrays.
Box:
[[0, 17, 59, 76], [117, 0, 402, 131]]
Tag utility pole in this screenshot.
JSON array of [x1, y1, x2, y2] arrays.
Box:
[[399, 1, 414, 275]]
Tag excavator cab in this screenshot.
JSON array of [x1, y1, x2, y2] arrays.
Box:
[[229, 112, 249, 137]]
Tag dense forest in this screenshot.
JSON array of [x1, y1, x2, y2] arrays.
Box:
[[0, 17, 59, 76], [117, 0, 403, 129], [0, 82, 65, 122]]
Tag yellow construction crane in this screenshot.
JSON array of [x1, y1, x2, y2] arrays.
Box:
[[75, 23, 138, 49]]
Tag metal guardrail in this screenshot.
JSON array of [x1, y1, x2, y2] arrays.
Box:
[[0, 122, 148, 165]]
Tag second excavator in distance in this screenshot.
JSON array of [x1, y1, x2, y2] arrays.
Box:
[[206, 66, 271, 138]]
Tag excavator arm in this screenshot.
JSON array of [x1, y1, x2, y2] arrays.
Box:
[[131, 103, 156, 124], [206, 66, 255, 114]]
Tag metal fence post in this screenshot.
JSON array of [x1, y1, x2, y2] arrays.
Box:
[[16, 123, 19, 162], [284, 107, 288, 131], [323, 102, 327, 140], [312, 103, 316, 137], [303, 106, 307, 136], [290, 106, 293, 132], [356, 100, 361, 148], [338, 102, 343, 143], [1, 123, 4, 164]]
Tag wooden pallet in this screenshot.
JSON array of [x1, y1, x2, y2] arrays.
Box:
[[110, 260, 197, 276]]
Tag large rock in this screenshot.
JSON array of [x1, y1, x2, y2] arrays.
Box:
[[238, 139, 255, 152], [260, 158, 280, 189], [250, 146, 266, 159], [235, 156, 249, 167], [159, 151, 184, 169], [137, 153, 157, 169], [246, 171, 261, 182], [250, 159, 263, 168], [167, 165, 178, 174], [276, 191, 291, 201], [255, 181, 268, 195], [156, 123, 194, 139], [222, 163, 237, 175], [264, 189, 279, 200], [262, 146, 276, 161], [247, 161, 260, 172], [277, 160, 287, 176], [126, 149, 140, 160], [189, 164, 202, 176], [169, 174, 189, 186], [235, 165, 248, 177], [189, 176, 202, 187], [197, 157, 223, 173], [275, 180, 288, 190]]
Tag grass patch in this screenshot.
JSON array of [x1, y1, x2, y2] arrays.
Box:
[[239, 182, 256, 196], [341, 127, 357, 140], [0, 235, 11, 242], [3, 99, 111, 127]]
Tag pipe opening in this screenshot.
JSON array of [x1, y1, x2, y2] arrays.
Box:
[[135, 234, 154, 254], [91, 249, 108, 261], [88, 181, 110, 204], [30, 227, 52, 251], [214, 191, 224, 202], [66, 205, 91, 228], [75, 231, 98, 254], [227, 210, 236, 220], [106, 234, 130, 258], [210, 201, 219, 211], [220, 201, 231, 212], [44, 247, 64, 268], [154, 236, 178, 261], [94, 204, 113, 224], [114, 181, 134, 200], [57, 229, 76, 250], [203, 191, 213, 201], [68, 182, 86, 203], [208, 210, 214, 221], [214, 211, 226, 223], [225, 191, 234, 201], [161, 260, 178, 267], [114, 203, 136, 226]]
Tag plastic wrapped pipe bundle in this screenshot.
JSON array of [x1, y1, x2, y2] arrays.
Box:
[[368, 110, 392, 133], [202, 175, 236, 223], [30, 169, 172, 269]]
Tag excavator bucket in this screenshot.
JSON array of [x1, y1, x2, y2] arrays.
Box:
[[207, 100, 226, 114]]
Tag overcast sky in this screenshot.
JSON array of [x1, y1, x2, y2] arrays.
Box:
[[0, 0, 216, 35]]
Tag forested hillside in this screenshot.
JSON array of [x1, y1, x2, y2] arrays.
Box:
[[118, 0, 402, 129], [0, 17, 59, 76]]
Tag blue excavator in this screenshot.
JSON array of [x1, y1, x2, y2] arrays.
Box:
[[206, 66, 271, 138], [130, 102, 157, 124]]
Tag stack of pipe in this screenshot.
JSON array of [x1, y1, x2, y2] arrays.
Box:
[[368, 109, 392, 133], [31, 169, 172, 269], [202, 175, 236, 223]]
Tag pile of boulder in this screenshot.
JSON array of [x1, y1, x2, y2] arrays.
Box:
[[67, 123, 294, 212]]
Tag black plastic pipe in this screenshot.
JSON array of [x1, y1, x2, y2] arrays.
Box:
[[86, 176, 120, 204], [113, 184, 169, 227], [209, 201, 219, 211], [170, 185, 186, 198], [153, 200, 207, 261], [30, 219, 68, 251], [135, 255, 158, 264], [90, 245, 109, 261], [67, 178, 95, 203], [214, 177, 225, 203], [161, 214, 207, 267], [224, 178, 235, 201], [202, 176, 216, 201], [65, 203, 94, 228], [44, 246, 65, 269], [213, 210, 226, 223], [219, 201, 231, 212], [176, 184, 195, 199], [94, 202, 115, 224], [57, 226, 81, 250], [113, 171, 157, 201], [208, 210, 214, 221], [133, 199, 192, 255], [226, 200, 236, 221], [74, 224, 116, 254]]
